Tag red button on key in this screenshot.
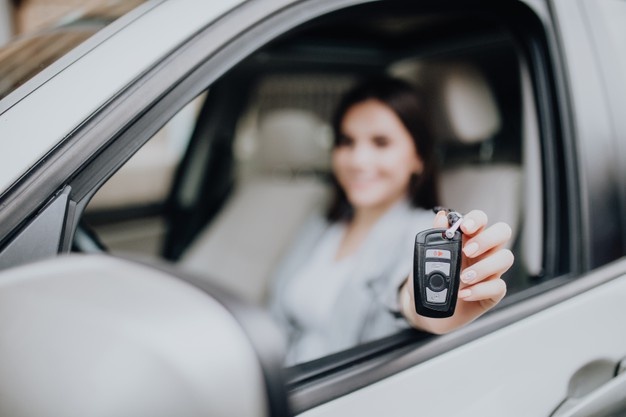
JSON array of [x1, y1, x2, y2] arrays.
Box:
[[426, 249, 451, 259]]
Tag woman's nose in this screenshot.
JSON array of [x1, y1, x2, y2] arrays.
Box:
[[348, 143, 375, 167]]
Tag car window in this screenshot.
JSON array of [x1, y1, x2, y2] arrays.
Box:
[[83, 95, 203, 257], [79, 1, 558, 368], [0, 28, 95, 100]]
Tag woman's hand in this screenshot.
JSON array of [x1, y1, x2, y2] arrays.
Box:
[[399, 210, 513, 334]]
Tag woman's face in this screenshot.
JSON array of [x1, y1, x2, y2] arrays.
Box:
[[332, 99, 423, 213]]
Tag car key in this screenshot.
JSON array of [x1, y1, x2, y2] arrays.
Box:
[[413, 208, 464, 318]]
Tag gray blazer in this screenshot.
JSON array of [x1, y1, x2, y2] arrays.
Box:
[[269, 201, 433, 363]]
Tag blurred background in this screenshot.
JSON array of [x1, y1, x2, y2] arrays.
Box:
[[0, 0, 144, 45]]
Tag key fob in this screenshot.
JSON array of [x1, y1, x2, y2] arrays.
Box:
[[413, 228, 462, 318]]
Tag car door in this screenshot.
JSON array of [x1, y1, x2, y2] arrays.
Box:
[[0, 1, 625, 416], [290, 1, 626, 416]]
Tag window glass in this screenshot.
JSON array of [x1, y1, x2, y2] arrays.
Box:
[[0, 28, 94, 100], [0, 0, 146, 101], [83, 96, 202, 257]]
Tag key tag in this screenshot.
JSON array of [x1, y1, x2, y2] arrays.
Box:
[[413, 208, 464, 318]]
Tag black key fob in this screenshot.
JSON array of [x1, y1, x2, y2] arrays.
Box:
[[413, 227, 463, 318]]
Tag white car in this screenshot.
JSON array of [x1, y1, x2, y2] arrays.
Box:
[[0, 0, 625, 416]]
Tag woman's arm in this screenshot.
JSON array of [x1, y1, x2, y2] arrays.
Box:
[[399, 210, 513, 334]]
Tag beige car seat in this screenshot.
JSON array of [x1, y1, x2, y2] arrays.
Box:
[[180, 108, 333, 305], [392, 60, 522, 244], [431, 60, 546, 283], [438, 64, 521, 233]]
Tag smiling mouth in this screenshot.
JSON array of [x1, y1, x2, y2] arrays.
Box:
[[344, 178, 382, 191]]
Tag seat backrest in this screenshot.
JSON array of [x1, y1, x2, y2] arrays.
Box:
[[181, 177, 329, 304], [179, 74, 357, 304], [392, 59, 522, 245], [180, 104, 335, 304], [437, 63, 521, 235], [439, 164, 521, 232]]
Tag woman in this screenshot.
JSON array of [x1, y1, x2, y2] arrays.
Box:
[[270, 77, 513, 365]]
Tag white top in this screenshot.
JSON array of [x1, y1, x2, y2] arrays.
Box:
[[282, 222, 358, 364], [273, 199, 433, 365]]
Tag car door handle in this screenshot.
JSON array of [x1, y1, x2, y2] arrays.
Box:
[[552, 361, 626, 417]]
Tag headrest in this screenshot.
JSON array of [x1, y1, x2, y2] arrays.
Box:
[[234, 74, 357, 176], [255, 108, 332, 173], [390, 60, 501, 144], [441, 64, 501, 143]]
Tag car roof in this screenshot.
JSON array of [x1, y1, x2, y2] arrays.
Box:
[[0, 0, 246, 197]]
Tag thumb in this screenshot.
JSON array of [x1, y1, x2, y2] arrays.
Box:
[[433, 210, 448, 228]]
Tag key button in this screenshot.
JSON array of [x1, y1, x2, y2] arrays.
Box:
[[425, 262, 451, 276], [429, 273, 446, 291], [426, 287, 448, 304], [426, 249, 451, 259]]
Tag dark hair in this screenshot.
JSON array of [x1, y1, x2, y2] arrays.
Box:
[[326, 76, 440, 222]]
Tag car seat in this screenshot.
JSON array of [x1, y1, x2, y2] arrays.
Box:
[[394, 54, 540, 292], [392, 59, 522, 248], [180, 108, 334, 305]]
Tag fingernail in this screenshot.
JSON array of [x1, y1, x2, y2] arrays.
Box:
[[459, 289, 472, 299], [463, 242, 479, 257], [463, 219, 476, 233], [461, 270, 477, 283]]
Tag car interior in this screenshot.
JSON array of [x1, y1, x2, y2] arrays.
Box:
[[79, 1, 543, 366]]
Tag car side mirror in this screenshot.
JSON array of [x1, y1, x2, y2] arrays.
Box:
[[0, 255, 291, 417]]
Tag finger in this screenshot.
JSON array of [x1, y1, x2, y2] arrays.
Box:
[[460, 249, 514, 285], [433, 210, 448, 228], [460, 210, 488, 235], [458, 278, 507, 303], [462, 222, 512, 258]]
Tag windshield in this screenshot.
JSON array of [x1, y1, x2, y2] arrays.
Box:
[[0, 27, 96, 100], [0, 0, 146, 101]]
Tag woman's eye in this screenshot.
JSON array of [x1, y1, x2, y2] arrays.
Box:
[[372, 135, 389, 147], [337, 135, 354, 147]]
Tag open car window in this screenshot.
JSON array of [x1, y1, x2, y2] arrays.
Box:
[[78, 0, 560, 372]]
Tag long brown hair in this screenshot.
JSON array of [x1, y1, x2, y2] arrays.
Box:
[[326, 76, 440, 222]]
